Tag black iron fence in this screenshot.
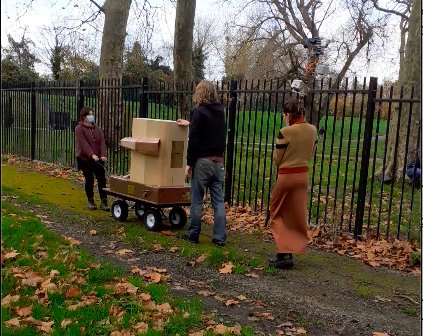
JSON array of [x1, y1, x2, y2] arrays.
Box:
[[1, 77, 421, 243]]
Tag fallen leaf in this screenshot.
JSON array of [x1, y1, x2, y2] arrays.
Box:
[[236, 295, 247, 300], [22, 316, 43, 326], [278, 322, 293, 328], [169, 247, 179, 253], [90, 263, 101, 269], [161, 231, 175, 236], [49, 270, 60, 279], [116, 249, 134, 255], [156, 303, 172, 312], [153, 245, 163, 253], [276, 331, 285, 335], [80, 326, 85, 335], [196, 254, 208, 263], [197, 290, 215, 297], [207, 320, 216, 325], [1, 295, 20, 308], [105, 250, 114, 255], [12, 305, 32, 317], [61, 319, 72, 328], [66, 287, 82, 299], [41, 279, 58, 292], [3, 250, 19, 259], [189, 331, 204, 336], [110, 332, 123, 336], [5, 318, 20, 327], [253, 267, 264, 271], [109, 304, 125, 317], [131, 267, 146, 276], [246, 273, 259, 278], [89, 230, 97, 236], [225, 299, 239, 306], [372, 333, 389, 336], [39, 321, 54, 333], [267, 316, 275, 321], [296, 329, 307, 334], [144, 272, 162, 283], [133, 322, 148, 333], [214, 324, 228, 334], [219, 262, 234, 274], [188, 261, 195, 267]]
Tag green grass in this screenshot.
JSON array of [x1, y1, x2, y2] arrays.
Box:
[[1, 197, 259, 335]]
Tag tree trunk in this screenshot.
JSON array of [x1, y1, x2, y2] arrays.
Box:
[[376, 0, 421, 182], [173, 0, 196, 120], [98, 0, 132, 146]]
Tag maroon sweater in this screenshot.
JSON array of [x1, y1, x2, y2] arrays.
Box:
[[75, 123, 106, 161]]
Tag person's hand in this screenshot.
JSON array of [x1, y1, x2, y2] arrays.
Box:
[[176, 119, 190, 127], [92, 154, 99, 161], [101, 157, 107, 162], [185, 165, 191, 178]]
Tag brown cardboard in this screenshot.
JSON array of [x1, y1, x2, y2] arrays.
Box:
[[120, 137, 160, 156], [128, 119, 188, 186]]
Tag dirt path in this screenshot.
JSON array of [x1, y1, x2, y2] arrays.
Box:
[[1, 163, 420, 336]]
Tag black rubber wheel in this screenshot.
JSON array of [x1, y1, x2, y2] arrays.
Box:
[[134, 202, 149, 220], [111, 200, 128, 222], [168, 207, 187, 229], [144, 208, 162, 231]]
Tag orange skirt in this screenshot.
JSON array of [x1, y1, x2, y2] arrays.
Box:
[[269, 172, 309, 255]]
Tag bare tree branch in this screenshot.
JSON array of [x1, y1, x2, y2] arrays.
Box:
[[89, 0, 104, 12], [370, 0, 409, 20]]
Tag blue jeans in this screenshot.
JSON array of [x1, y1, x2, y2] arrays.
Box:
[[187, 158, 227, 242], [406, 168, 421, 183]]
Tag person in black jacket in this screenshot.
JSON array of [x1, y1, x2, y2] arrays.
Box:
[[406, 153, 420, 185], [176, 81, 227, 247]]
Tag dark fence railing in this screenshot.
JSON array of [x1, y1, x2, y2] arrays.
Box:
[[1, 77, 421, 243]]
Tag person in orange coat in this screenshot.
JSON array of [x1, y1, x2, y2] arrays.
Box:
[[269, 100, 317, 268]]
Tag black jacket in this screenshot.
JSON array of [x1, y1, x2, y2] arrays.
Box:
[[186, 101, 226, 167]]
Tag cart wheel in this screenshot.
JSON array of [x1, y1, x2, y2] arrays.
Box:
[[135, 202, 148, 220], [169, 207, 187, 229], [111, 200, 128, 222], [144, 209, 162, 231]]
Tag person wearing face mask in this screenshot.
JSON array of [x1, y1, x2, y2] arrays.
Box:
[[75, 107, 109, 211], [269, 100, 317, 268]]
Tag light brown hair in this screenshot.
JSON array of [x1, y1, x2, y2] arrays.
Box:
[[193, 81, 218, 106]]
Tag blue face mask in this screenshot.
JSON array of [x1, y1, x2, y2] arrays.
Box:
[[87, 115, 95, 123]]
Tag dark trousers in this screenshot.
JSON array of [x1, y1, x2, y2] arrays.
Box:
[[187, 158, 227, 242], [77, 157, 107, 200]]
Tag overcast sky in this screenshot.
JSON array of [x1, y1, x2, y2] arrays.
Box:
[[1, 0, 402, 82]]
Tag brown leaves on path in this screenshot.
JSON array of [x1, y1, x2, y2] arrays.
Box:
[[115, 249, 134, 255], [219, 262, 234, 274]]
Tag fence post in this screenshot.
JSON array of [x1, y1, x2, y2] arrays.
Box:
[[30, 82, 36, 161], [224, 80, 237, 205], [140, 77, 149, 118], [354, 77, 378, 239], [77, 80, 84, 112]]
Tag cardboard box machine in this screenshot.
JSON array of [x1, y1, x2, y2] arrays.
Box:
[[103, 119, 190, 231]]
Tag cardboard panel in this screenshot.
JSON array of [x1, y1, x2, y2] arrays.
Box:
[[171, 141, 184, 168]]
